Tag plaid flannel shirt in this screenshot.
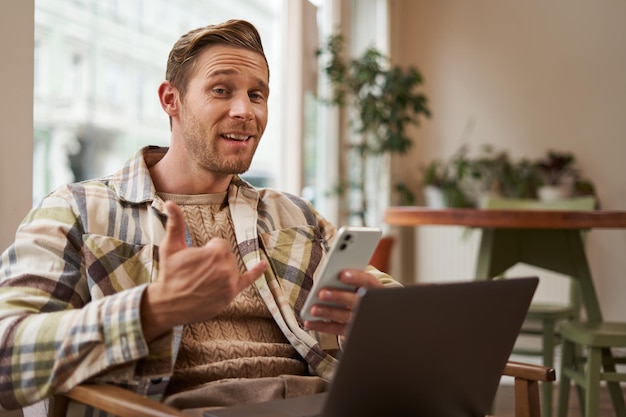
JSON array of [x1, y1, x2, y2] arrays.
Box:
[[0, 146, 398, 413]]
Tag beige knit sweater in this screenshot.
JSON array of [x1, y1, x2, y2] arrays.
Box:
[[160, 193, 309, 397]]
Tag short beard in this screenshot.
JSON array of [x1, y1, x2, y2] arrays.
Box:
[[189, 138, 254, 175], [183, 112, 257, 175]]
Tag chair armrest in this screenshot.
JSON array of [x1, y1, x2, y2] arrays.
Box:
[[53, 362, 556, 417], [53, 383, 187, 417], [502, 361, 556, 417], [503, 361, 556, 382]]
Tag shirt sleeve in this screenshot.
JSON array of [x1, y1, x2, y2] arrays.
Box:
[[0, 192, 172, 410]]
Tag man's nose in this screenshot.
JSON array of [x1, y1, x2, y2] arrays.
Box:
[[230, 93, 254, 120]]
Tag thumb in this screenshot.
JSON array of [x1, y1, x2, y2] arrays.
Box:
[[238, 260, 269, 291], [160, 201, 187, 257]]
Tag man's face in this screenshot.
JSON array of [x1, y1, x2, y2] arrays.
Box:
[[177, 44, 269, 176]]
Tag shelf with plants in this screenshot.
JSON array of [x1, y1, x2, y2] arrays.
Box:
[[420, 146, 597, 208]]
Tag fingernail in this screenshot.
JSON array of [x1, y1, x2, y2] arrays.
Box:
[[313, 306, 325, 316]]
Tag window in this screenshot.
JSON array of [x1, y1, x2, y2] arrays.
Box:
[[69, 52, 87, 100], [303, 0, 390, 225], [33, 0, 389, 227]]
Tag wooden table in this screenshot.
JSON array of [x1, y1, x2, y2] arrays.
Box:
[[384, 207, 626, 322]]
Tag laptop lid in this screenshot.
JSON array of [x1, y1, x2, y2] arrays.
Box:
[[204, 277, 538, 417], [321, 276, 538, 417]]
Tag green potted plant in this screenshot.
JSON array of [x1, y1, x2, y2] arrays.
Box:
[[534, 150, 579, 201], [317, 34, 431, 226], [500, 158, 542, 200], [460, 144, 514, 205], [426, 144, 546, 208], [420, 146, 471, 208]]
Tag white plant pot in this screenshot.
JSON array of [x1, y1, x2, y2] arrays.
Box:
[[423, 185, 446, 208], [537, 185, 571, 202]]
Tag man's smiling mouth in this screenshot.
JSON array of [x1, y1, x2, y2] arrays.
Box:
[[223, 133, 251, 141]]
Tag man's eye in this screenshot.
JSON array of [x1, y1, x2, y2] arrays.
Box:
[[213, 88, 227, 95], [250, 92, 265, 101]]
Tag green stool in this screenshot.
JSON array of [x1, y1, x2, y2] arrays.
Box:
[[557, 321, 626, 417], [512, 303, 579, 416]]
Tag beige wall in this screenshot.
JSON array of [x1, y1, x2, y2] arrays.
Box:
[[389, 0, 626, 320], [0, 0, 34, 254], [0, 9, 32, 416]]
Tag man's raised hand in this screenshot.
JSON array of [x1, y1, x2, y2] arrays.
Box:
[[141, 201, 267, 341]]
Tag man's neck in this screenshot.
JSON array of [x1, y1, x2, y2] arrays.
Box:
[[149, 151, 233, 195]]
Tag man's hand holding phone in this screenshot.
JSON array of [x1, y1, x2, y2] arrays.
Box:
[[303, 268, 384, 337], [300, 226, 382, 336]]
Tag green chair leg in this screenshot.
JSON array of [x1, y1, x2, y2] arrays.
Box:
[[601, 347, 626, 417], [584, 347, 602, 417], [542, 318, 556, 417], [557, 339, 574, 417]]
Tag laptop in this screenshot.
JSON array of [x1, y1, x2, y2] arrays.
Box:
[[204, 276, 539, 417]]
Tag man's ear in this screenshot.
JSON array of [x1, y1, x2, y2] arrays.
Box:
[[158, 81, 179, 117]]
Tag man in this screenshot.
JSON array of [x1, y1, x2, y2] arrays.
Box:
[[0, 19, 399, 415]]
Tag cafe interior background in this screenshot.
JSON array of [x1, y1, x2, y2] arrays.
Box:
[[2, 0, 625, 328]]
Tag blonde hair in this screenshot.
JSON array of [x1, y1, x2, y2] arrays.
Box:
[[166, 19, 268, 98]]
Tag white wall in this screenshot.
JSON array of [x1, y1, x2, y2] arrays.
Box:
[[0, 0, 34, 253], [389, 0, 626, 320]]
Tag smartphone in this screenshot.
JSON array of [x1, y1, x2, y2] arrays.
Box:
[[300, 226, 382, 322]]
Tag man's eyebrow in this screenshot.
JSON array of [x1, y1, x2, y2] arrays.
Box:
[[208, 69, 269, 91]]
